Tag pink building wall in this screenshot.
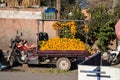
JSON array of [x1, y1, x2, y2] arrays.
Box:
[[0, 8, 57, 50]]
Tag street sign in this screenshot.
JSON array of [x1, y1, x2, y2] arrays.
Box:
[[80, 66, 110, 80], [78, 65, 120, 80]]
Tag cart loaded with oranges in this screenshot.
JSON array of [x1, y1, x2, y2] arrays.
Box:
[[8, 21, 92, 71]]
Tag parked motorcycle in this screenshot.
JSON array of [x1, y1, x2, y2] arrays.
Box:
[[7, 31, 36, 67], [108, 46, 120, 65]]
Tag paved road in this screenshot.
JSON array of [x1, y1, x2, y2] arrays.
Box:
[[0, 64, 120, 80], [0, 72, 78, 80], [0, 63, 78, 80]]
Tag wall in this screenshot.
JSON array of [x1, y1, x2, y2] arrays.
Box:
[[0, 8, 57, 50]]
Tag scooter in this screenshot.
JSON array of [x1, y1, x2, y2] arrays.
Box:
[[108, 45, 120, 65]]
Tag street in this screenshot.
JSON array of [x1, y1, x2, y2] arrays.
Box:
[[0, 64, 78, 80], [0, 71, 78, 80], [0, 63, 120, 80]]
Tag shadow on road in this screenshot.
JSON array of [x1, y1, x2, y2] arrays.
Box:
[[27, 64, 56, 68]]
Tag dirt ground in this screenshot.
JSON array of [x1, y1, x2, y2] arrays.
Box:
[[2, 61, 120, 73], [0, 63, 78, 80], [2, 64, 78, 73]]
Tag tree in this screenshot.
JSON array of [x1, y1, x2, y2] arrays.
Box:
[[114, 0, 120, 19], [60, 0, 86, 41], [87, 4, 116, 51], [40, 0, 56, 7], [60, 0, 85, 19]]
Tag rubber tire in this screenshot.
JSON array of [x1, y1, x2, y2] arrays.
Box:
[[108, 54, 117, 65], [8, 56, 15, 67], [117, 53, 120, 62], [56, 58, 71, 71], [8, 56, 23, 68]]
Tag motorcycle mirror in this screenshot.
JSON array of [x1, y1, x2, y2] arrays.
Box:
[[21, 32, 23, 36], [16, 30, 19, 34]]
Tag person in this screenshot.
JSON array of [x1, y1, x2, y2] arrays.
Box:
[[0, 63, 7, 71], [0, 49, 7, 71]]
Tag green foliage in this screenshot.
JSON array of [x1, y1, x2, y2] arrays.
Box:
[[60, 0, 85, 40], [114, 0, 120, 19], [60, 27, 74, 38], [40, 0, 118, 51], [61, 0, 76, 19], [75, 22, 85, 41], [87, 4, 116, 51], [60, 0, 85, 19], [40, 0, 56, 7]]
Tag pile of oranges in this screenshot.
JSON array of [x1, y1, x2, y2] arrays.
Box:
[[39, 22, 87, 51], [39, 37, 86, 50]]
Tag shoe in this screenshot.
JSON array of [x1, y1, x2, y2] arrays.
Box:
[[0, 65, 7, 71], [1, 65, 7, 69]]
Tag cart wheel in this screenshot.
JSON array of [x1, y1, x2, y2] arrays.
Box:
[[56, 58, 71, 71]]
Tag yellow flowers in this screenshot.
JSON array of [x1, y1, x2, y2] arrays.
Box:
[[52, 22, 61, 30], [39, 37, 86, 50], [83, 25, 89, 33], [71, 25, 76, 35], [52, 21, 76, 38]]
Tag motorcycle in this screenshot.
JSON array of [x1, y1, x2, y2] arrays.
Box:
[[108, 46, 120, 65], [7, 31, 36, 67]]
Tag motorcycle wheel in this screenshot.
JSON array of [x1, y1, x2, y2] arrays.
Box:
[[8, 56, 22, 67], [108, 54, 118, 65], [8, 56, 15, 68]]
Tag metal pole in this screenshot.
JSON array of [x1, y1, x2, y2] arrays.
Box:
[[38, 19, 85, 22], [37, 20, 40, 50], [42, 20, 44, 32], [56, 0, 61, 36], [85, 33, 88, 45], [56, 0, 61, 20]]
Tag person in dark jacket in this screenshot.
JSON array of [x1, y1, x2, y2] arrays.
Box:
[[0, 49, 7, 71]]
